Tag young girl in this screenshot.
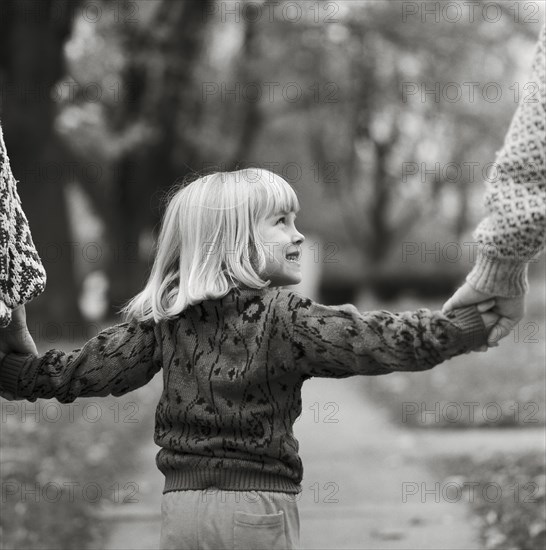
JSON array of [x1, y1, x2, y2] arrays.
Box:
[[0, 168, 496, 550]]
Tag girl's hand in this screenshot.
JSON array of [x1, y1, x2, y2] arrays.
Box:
[[0, 305, 38, 356], [443, 282, 525, 346], [473, 300, 501, 352]]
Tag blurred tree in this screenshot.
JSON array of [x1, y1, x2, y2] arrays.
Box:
[[60, 0, 214, 315], [298, 0, 540, 292], [224, 1, 267, 169], [101, 0, 215, 315], [308, 1, 532, 265], [0, 0, 83, 324]]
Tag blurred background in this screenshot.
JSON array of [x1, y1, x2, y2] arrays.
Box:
[[0, 1, 544, 549]]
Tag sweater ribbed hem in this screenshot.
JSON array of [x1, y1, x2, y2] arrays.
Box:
[[446, 305, 487, 351], [163, 469, 301, 495], [466, 252, 529, 297], [0, 353, 32, 396]]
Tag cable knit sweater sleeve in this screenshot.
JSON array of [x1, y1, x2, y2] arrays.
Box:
[[287, 294, 486, 378], [0, 319, 161, 403], [466, 27, 546, 297]]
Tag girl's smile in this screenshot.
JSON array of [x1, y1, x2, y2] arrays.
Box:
[[259, 210, 305, 287]]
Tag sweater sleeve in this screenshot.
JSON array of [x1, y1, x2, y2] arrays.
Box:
[[0, 318, 161, 403], [0, 123, 47, 327], [286, 294, 486, 378], [466, 27, 546, 297]]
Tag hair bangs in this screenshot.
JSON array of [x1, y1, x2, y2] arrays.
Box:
[[245, 170, 300, 223]]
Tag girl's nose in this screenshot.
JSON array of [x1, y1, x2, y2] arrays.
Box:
[[293, 231, 305, 245]]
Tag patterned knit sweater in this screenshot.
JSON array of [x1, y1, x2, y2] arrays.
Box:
[[0, 287, 486, 494], [467, 26, 546, 297], [0, 123, 47, 326]]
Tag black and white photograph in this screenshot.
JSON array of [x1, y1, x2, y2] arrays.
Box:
[[0, 1, 545, 549]]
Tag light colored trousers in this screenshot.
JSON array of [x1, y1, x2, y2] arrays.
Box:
[[159, 488, 301, 550]]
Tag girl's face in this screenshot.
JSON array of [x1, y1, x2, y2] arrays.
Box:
[[257, 210, 305, 287]]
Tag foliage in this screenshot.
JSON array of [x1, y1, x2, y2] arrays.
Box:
[[434, 453, 546, 550]]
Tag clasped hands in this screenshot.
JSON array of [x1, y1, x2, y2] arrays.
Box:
[[443, 282, 526, 349]]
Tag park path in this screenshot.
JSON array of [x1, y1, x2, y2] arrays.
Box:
[[95, 375, 544, 550]]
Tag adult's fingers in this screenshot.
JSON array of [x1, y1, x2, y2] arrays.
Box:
[[442, 283, 492, 313], [487, 317, 517, 346], [481, 311, 500, 330], [19, 330, 38, 355], [442, 288, 466, 312], [0, 326, 38, 356], [477, 299, 496, 313], [11, 305, 27, 324]]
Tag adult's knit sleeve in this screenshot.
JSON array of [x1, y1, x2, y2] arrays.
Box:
[[0, 123, 47, 326], [466, 27, 546, 297], [0, 318, 161, 403], [287, 294, 486, 378]]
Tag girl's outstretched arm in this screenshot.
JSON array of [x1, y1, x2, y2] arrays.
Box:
[[285, 293, 488, 378], [0, 318, 161, 403]]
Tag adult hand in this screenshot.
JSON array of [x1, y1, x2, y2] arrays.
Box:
[[0, 306, 37, 401], [0, 305, 38, 355], [443, 282, 525, 346]]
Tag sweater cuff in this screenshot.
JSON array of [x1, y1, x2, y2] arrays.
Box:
[[466, 252, 529, 297], [0, 353, 33, 396], [445, 305, 487, 352]]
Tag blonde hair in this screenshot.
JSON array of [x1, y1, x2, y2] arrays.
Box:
[[120, 168, 300, 323]]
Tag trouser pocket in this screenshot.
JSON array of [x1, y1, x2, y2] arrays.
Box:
[[233, 510, 287, 550]]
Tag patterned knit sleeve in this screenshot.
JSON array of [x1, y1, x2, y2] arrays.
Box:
[[0, 319, 161, 403], [286, 293, 486, 378], [0, 123, 47, 327], [466, 27, 546, 297]]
